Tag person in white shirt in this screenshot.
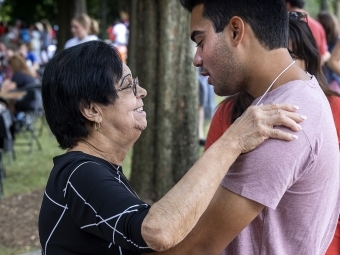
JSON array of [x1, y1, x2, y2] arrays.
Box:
[[112, 19, 128, 63], [64, 14, 98, 49], [112, 20, 128, 46]]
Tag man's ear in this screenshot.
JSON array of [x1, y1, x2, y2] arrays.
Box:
[[227, 16, 245, 46], [79, 102, 103, 124]]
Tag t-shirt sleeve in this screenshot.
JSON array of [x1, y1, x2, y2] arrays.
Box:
[[221, 128, 314, 210], [64, 162, 154, 253], [205, 100, 233, 150]]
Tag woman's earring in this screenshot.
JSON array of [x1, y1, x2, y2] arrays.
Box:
[[95, 122, 101, 131]]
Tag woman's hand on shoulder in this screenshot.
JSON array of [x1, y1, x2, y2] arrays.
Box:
[[222, 103, 306, 154]]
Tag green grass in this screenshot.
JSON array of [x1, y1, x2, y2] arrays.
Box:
[[3, 122, 62, 198]]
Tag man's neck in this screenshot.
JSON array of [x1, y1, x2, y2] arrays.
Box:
[[245, 48, 310, 99]]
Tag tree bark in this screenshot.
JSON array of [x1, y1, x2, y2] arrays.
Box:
[[56, 0, 87, 52], [320, 0, 329, 10], [129, 0, 199, 203], [333, 0, 339, 16], [74, 0, 87, 15]]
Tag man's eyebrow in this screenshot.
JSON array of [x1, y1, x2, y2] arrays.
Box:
[[120, 74, 132, 87], [190, 30, 204, 42]]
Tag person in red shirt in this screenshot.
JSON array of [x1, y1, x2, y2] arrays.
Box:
[[286, 0, 330, 65], [205, 16, 340, 255]]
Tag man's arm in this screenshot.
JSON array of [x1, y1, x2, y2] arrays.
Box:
[[155, 186, 264, 255]]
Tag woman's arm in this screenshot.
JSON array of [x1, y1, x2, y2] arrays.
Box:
[[142, 103, 305, 251], [0, 79, 16, 93], [327, 40, 340, 76]]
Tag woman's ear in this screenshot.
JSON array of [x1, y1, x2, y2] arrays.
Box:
[[79, 102, 103, 124]]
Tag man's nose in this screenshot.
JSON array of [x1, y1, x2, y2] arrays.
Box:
[[193, 51, 203, 67]]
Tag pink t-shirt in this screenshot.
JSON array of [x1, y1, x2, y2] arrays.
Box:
[[221, 77, 340, 255], [308, 16, 328, 56]]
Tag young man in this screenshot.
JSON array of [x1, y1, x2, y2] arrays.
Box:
[[286, 0, 330, 65], [157, 1, 340, 254]]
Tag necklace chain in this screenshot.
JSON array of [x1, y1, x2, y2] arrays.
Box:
[[256, 60, 295, 106]]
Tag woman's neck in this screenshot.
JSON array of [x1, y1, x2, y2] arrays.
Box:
[[77, 34, 88, 41], [69, 134, 132, 166]]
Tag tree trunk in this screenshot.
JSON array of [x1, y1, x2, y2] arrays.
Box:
[[74, 0, 87, 15], [320, 0, 329, 10], [333, 0, 339, 16], [129, 0, 199, 203], [56, 0, 87, 52]]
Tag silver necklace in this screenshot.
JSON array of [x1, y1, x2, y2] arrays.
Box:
[[256, 60, 295, 106]]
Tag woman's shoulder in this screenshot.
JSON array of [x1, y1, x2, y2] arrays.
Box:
[[51, 152, 119, 182], [64, 37, 78, 49], [327, 94, 340, 102], [84, 35, 99, 42], [216, 97, 235, 116]]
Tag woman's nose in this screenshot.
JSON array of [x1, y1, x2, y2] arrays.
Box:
[[137, 85, 147, 99]]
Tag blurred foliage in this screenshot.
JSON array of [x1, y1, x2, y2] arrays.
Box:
[[0, 0, 123, 28], [2, 0, 57, 25]]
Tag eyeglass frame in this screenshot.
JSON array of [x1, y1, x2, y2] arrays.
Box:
[[288, 11, 308, 24], [116, 77, 139, 96]]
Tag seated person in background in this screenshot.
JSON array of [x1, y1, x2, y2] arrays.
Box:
[[18, 43, 40, 77], [1, 53, 36, 93]]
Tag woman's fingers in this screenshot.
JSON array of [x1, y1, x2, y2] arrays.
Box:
[[265, 111, 305, 132], [222, 103, 306, 154], [259, 103, 299, 112], [266, 128, 299, 141]]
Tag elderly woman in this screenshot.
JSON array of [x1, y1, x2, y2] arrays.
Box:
[[39, 41, 304, 255]]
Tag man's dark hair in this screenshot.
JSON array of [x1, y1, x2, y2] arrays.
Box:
[[285, 0, 305, 9], [42, 41, 123, 149], [180, 0, 289, 50]]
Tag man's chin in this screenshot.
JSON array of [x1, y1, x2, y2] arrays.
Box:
[[213, 84, 241, 97]]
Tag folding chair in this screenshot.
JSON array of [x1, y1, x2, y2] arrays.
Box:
[[14, 83, 43, 153]]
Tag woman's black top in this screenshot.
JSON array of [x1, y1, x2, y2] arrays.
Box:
[[39, 151, 154, 255], [11, 71, 36, 88]]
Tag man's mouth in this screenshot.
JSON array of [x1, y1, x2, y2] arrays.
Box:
[[134, 107, 144, 112]]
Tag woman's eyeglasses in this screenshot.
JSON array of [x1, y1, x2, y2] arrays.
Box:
[[288, 11, 308, 24], [117, 77, 138, 96]]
